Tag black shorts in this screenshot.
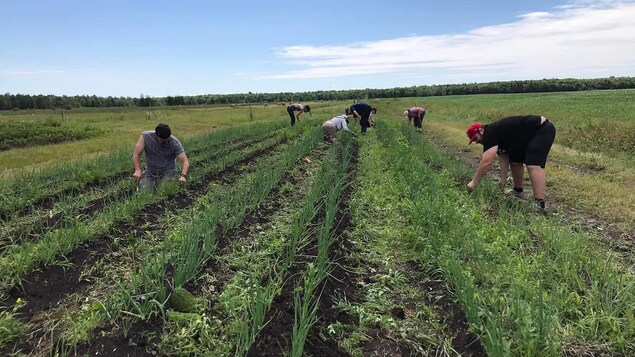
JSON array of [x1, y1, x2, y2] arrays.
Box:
[[508, 121, 556, 168]]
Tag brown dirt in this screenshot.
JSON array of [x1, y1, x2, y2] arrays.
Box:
[[404, 260, 484, 356], [73, 317, 163, 357], [360, 328, 413, 357]]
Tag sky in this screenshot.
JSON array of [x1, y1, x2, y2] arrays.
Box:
[[1, 0, 635, 97]]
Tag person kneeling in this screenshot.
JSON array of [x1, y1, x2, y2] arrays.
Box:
[[132, 123, 190, 192]]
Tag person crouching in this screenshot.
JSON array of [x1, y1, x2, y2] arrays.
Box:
[[321, 114, 356, 143]]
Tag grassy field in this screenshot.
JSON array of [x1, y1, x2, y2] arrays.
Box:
[[0, 90, 634, 356], [2, 90, 632, 231], [378, 90, 635, 233], [2, 90, 633, 170]]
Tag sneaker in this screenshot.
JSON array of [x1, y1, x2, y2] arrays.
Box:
[[504, 189, 524, 199], [534, 199, 547, 214], [534, 202, 547, 214]]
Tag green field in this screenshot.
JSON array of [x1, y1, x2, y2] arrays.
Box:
[[0, 90, 634, 356]]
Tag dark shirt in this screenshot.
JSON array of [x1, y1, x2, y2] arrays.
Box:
[[349, 103, 373, 119], [482, 115, 543, 153]]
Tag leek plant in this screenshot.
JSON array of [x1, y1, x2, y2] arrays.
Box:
[[233, 141, 338, 356], [25, 126, 306, 353], [54, 127, 321, 355], [0, 177, 137, 248], [172, 126, 322, 288], [1, 121, 302, 353], [290, 138, 353, 356]]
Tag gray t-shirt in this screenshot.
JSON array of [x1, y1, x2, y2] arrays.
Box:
[[142, 131, 185, 175]]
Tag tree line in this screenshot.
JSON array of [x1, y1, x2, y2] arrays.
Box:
[[2, 76, 634, 111]]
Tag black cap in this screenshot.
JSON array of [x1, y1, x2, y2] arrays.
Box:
[[155, 123, 171, 139]]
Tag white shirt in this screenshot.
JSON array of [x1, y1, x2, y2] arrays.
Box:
[[326, 115, 352, 133]]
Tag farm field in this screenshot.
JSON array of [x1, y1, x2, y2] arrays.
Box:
[[0, 90, 634, 356]]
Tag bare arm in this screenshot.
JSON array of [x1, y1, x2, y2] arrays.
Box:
[[131, 135, 145, 182], [467, 145, 498, 191], [177, 152, 189, 184]]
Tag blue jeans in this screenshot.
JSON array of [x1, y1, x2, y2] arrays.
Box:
[[413, 112, 425, 129], [139, 170, 176, 191], [287, 106, 296, 126]]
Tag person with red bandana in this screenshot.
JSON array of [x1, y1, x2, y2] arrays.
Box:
[[465, 115, 556, 212]]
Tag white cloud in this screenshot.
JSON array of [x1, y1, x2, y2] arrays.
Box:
[[263, 0, 635, 80]]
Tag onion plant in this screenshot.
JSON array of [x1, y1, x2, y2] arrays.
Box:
[[290, 138, 353, 356], [233, 140, 339, 356]]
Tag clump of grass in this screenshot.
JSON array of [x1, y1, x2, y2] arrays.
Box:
[[0, 310, 25, 350], [169, 287, 207, 314]]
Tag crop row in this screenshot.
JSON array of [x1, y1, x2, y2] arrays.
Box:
[[0, 127, 292, 293], [322, 129, 478, 355]]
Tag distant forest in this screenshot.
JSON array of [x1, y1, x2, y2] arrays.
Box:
[[2, 76, 634, 110]]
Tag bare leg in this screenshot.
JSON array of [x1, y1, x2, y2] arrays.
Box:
[[498, 154, 510, 188], [527, 165, 546, 199], [510, 162, 525, 189]]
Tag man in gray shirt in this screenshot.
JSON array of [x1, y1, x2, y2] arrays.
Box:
[[132, 123, 190, 191]]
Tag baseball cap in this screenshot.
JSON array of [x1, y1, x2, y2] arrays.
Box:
[[466, 123, 483, 144], [155, 123, 172, 139]]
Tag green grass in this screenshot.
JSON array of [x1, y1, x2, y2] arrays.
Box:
[[0, 103, 349, 174], [0, 118, 102, 151], [3, 90, 633, 171], [377, 90, 635, 161], [333, 130, 454, 355]]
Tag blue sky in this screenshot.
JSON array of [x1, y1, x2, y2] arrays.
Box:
[[1, 0, 634, 97]]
